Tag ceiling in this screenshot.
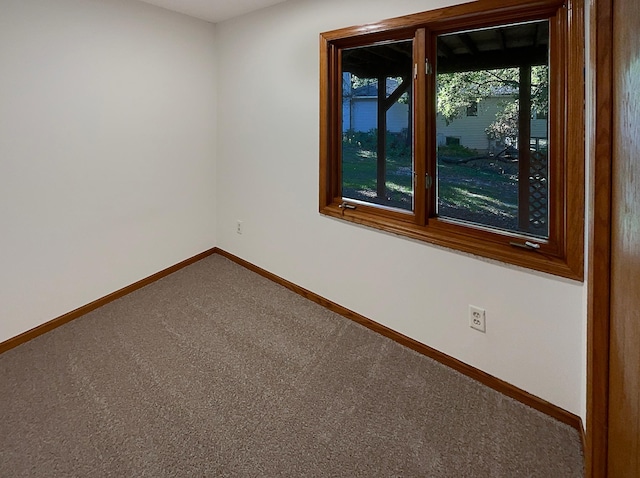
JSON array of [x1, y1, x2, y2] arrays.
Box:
[[136, 0, 289, 23]]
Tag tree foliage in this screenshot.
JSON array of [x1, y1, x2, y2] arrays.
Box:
[[343, 74, 409, 104], [436, 66, 549, 144]]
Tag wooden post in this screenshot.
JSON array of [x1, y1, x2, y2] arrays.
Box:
[[518, 65, 532, 233], [377, 76, 387, 200]]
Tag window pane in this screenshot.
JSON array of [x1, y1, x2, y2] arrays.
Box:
[[341, 40, 414, 211], [435, 21, 549, 238]]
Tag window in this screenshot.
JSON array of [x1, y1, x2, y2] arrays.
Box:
[[445, 136, 461, 146], [437, 20, 551, 237], [466, 101, 478, 117], [319, 0, 584, 279]]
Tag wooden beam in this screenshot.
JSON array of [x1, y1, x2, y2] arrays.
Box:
[[377, 75, 387, 200], [459, 33, 479, 55], [343, 44, 412, 79], [438, 40, 455, 58], [498, 28, 507, 51], [517, 64, 532, 232], [384, 76, 410, 110], [437, 45, 548, 73]]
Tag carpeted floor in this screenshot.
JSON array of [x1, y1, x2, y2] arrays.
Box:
[[0, 254, 583, 477]]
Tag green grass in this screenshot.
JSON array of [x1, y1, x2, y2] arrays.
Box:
[[341, 136, 521, 230], [341, 141, 413, 210], [437, 162, 517, 212], [437, 160, 518, 230]]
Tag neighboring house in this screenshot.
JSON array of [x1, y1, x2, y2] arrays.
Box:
[[436, 96, 548, 154], [343, 72, 548, 153], [342, 75, 409, 134]]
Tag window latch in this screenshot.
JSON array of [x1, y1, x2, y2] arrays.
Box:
[[425, 173, 433, 189], [425, 58, 433, 75], [339, 201, 357, 216], [509, 241, 541, 250]]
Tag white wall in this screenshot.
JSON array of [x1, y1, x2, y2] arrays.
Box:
[[0, 0, 217, 342], [216, 0, 586, 415]]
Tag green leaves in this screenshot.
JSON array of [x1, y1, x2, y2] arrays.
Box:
[[437, 66, 549, 144]]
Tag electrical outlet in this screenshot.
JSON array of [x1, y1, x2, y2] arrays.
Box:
[[469, 305, 486, 333], [236, 220, 243, 235]]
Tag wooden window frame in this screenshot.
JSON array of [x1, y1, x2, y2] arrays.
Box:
[[319, 0, 584, 280]]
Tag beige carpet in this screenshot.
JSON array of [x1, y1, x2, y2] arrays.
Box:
[[0, 254, 583, 477]]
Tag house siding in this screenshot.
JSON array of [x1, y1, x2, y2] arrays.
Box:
[[437, 97, 548, 153], [343, 98, 409, 133]]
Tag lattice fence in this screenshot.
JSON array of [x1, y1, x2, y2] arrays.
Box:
[[528, 150, 548, 236]]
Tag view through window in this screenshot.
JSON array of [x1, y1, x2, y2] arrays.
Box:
[[341, 40, 414, 211], [319, 0, 584, 279], [436, 21, 550, 238]]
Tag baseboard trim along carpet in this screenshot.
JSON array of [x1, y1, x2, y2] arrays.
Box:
[[213, 249, 583, 434], [0, 248, 216, 355], [0, 246, 583, 438]]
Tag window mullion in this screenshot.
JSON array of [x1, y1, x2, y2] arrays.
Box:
[[413, 28, 428, 226], [425, 29, 437, 222]]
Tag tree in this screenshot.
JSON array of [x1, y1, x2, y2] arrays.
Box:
[[437, 66, 549, 145], [343, 74, 409, 103]]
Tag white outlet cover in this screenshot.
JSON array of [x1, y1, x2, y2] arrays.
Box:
[[469, 305, 486, 333]]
